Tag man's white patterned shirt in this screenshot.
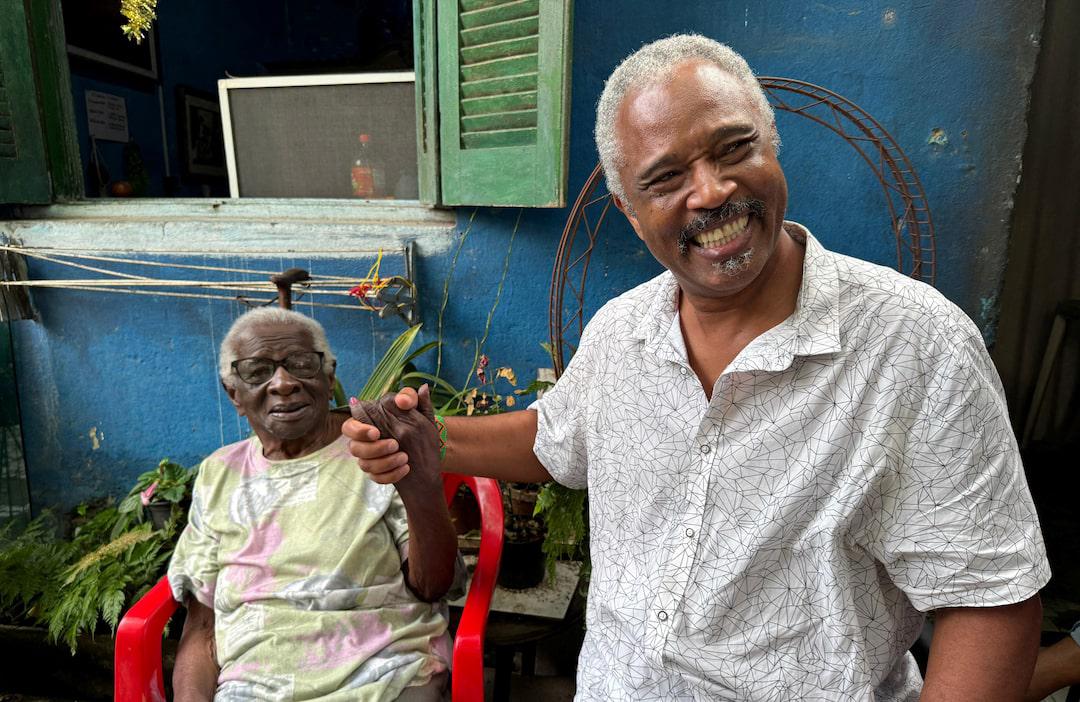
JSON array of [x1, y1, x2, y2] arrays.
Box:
[[533, 223, 1050, 701]]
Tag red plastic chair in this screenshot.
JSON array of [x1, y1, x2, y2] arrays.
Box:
[[114, 473, 504, 702]]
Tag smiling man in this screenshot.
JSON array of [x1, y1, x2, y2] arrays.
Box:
[[168, 307, 460, 702], [345, 34, 1049, 700]]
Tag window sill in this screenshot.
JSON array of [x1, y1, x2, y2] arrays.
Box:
[[4, 198, 457, 255]]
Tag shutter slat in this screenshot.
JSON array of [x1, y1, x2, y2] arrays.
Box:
[[460, 0, 539, 30], [460, 53, 537, 82], [460, 0, 527, 12], [461, 127, 537, 149], [461, 90, 537, 116], [462, 108, 537, 132], [460, 16, 538, 46], [438, 0, 572, 206], [461, 35, 538, 64], [0, 115, 12, 132], [460, 72, 538, 99]]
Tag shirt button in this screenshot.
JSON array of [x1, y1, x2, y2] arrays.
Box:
[[700, 444, 711, 455], [680, 367, 689, 375], [657, 610, 668, 621], [685, 528, 695, 538]]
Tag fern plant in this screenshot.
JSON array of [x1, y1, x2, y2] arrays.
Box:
[[0, 494, 186, 653], [0, 512, 74, 624], [534, 482, 589, 583], [39, 522, 173, 653]]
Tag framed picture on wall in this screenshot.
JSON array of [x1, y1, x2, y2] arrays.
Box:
[[177, 87, 227, 179], [62, 0, 159, 81]]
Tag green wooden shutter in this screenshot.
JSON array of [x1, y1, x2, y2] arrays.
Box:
[[436, 0, 572, 207], [0, 0, 51, 204], [414, 0, 441, 205]]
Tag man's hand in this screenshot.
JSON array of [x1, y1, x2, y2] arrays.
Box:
[[345, 386, 433, 487], [343, 389, 552, 484]]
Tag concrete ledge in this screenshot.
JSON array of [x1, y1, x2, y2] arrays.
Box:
[[3, 199, 458, 257]]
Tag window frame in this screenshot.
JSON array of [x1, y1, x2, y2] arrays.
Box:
[[217, 71, 419, 199], [6, 0, 572, 210]]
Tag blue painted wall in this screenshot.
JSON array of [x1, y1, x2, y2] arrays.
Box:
[[6, 0, 1044, 510]]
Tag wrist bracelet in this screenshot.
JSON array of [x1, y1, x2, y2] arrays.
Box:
[[433, 413, 448, 462]]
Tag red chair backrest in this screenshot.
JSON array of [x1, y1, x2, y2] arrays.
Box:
[[115, 473, 504, 702]]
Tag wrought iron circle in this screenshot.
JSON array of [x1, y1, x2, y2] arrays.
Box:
[[549, 77, 936, 377]]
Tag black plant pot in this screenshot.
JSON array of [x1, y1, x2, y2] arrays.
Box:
[[498, 533, 545, 590], [146, 501, 173, 530]]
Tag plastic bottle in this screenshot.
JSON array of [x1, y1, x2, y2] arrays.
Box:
[[351, 133, 385, 198]]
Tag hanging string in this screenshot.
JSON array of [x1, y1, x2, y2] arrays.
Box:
[[0, 244, 414, 314]]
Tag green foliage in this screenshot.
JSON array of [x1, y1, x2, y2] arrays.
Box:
[[534, 482, 588, 583], [357, 324, 424, 401], [0, 457, 195, 653], [0, 512, 74, 622], [40, 522, 172, 653], [115, 458, 195, 538], [119, 458, 194, 509]]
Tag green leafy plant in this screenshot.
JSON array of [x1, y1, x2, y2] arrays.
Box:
[[357, 324, 429, 401], [114, 458, 196, 537], [0, 501, 179, 653], [534, 482, 588, 583], [0, 511, 74, 624], [40, 521, 172, 652], [119, 458, 194, 509]]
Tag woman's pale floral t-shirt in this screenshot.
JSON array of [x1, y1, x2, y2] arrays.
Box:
[[168, 434, 456, 701]]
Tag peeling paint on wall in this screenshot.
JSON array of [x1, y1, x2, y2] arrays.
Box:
[[88, 426, 101, 450], [928, 128, 949, 148]]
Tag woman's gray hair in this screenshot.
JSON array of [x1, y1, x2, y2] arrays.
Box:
[[219, 307, 336, 388], [594, 33, 780, 204]]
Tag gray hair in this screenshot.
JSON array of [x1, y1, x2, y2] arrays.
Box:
[[219, 307, 336, 388], [594, 33, 780, 203]]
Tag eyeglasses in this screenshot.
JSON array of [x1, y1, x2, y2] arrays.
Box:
[[231, 351, 324, 385]]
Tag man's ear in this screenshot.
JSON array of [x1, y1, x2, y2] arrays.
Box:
[[612, 194, 645, 241], [222, 380, 245, 416]]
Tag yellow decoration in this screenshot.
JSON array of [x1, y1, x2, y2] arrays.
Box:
[[120, 0, 158, 44]]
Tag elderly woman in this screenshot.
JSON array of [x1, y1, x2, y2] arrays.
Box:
[[169, 307, 461, 702]]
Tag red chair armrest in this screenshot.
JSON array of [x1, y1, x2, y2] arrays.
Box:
[[443, 473, 503, 701], [115, 575, 179, 702]]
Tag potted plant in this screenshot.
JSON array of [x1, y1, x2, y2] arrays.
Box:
[[118, 458, 196, 531], [415, 354, 555, 589]]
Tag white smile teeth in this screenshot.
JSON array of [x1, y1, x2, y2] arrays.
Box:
[[693, 215, 749, 249]]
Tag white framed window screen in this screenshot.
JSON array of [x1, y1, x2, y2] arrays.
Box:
[[218, 72, 418, 199]]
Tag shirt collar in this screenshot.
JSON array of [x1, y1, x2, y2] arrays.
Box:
[[634, 221, 841, 366]]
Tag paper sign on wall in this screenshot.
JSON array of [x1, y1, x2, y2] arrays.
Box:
[[85, 90, 129, 142]]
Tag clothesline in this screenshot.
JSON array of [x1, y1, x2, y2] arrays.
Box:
[[0, 243, 414, 314]]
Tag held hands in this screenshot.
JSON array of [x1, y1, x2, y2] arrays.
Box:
[[344, 386, 437, 488]]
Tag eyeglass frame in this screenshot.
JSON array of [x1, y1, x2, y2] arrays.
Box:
[[230, 351, 325, 385]]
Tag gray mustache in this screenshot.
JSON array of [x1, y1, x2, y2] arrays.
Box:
[[678, 199, 766, 252]]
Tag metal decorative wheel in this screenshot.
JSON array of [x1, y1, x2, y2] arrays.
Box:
[[549, 77, 936, 376]]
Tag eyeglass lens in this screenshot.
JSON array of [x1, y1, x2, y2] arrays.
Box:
[[235, 352, 322, 383]]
